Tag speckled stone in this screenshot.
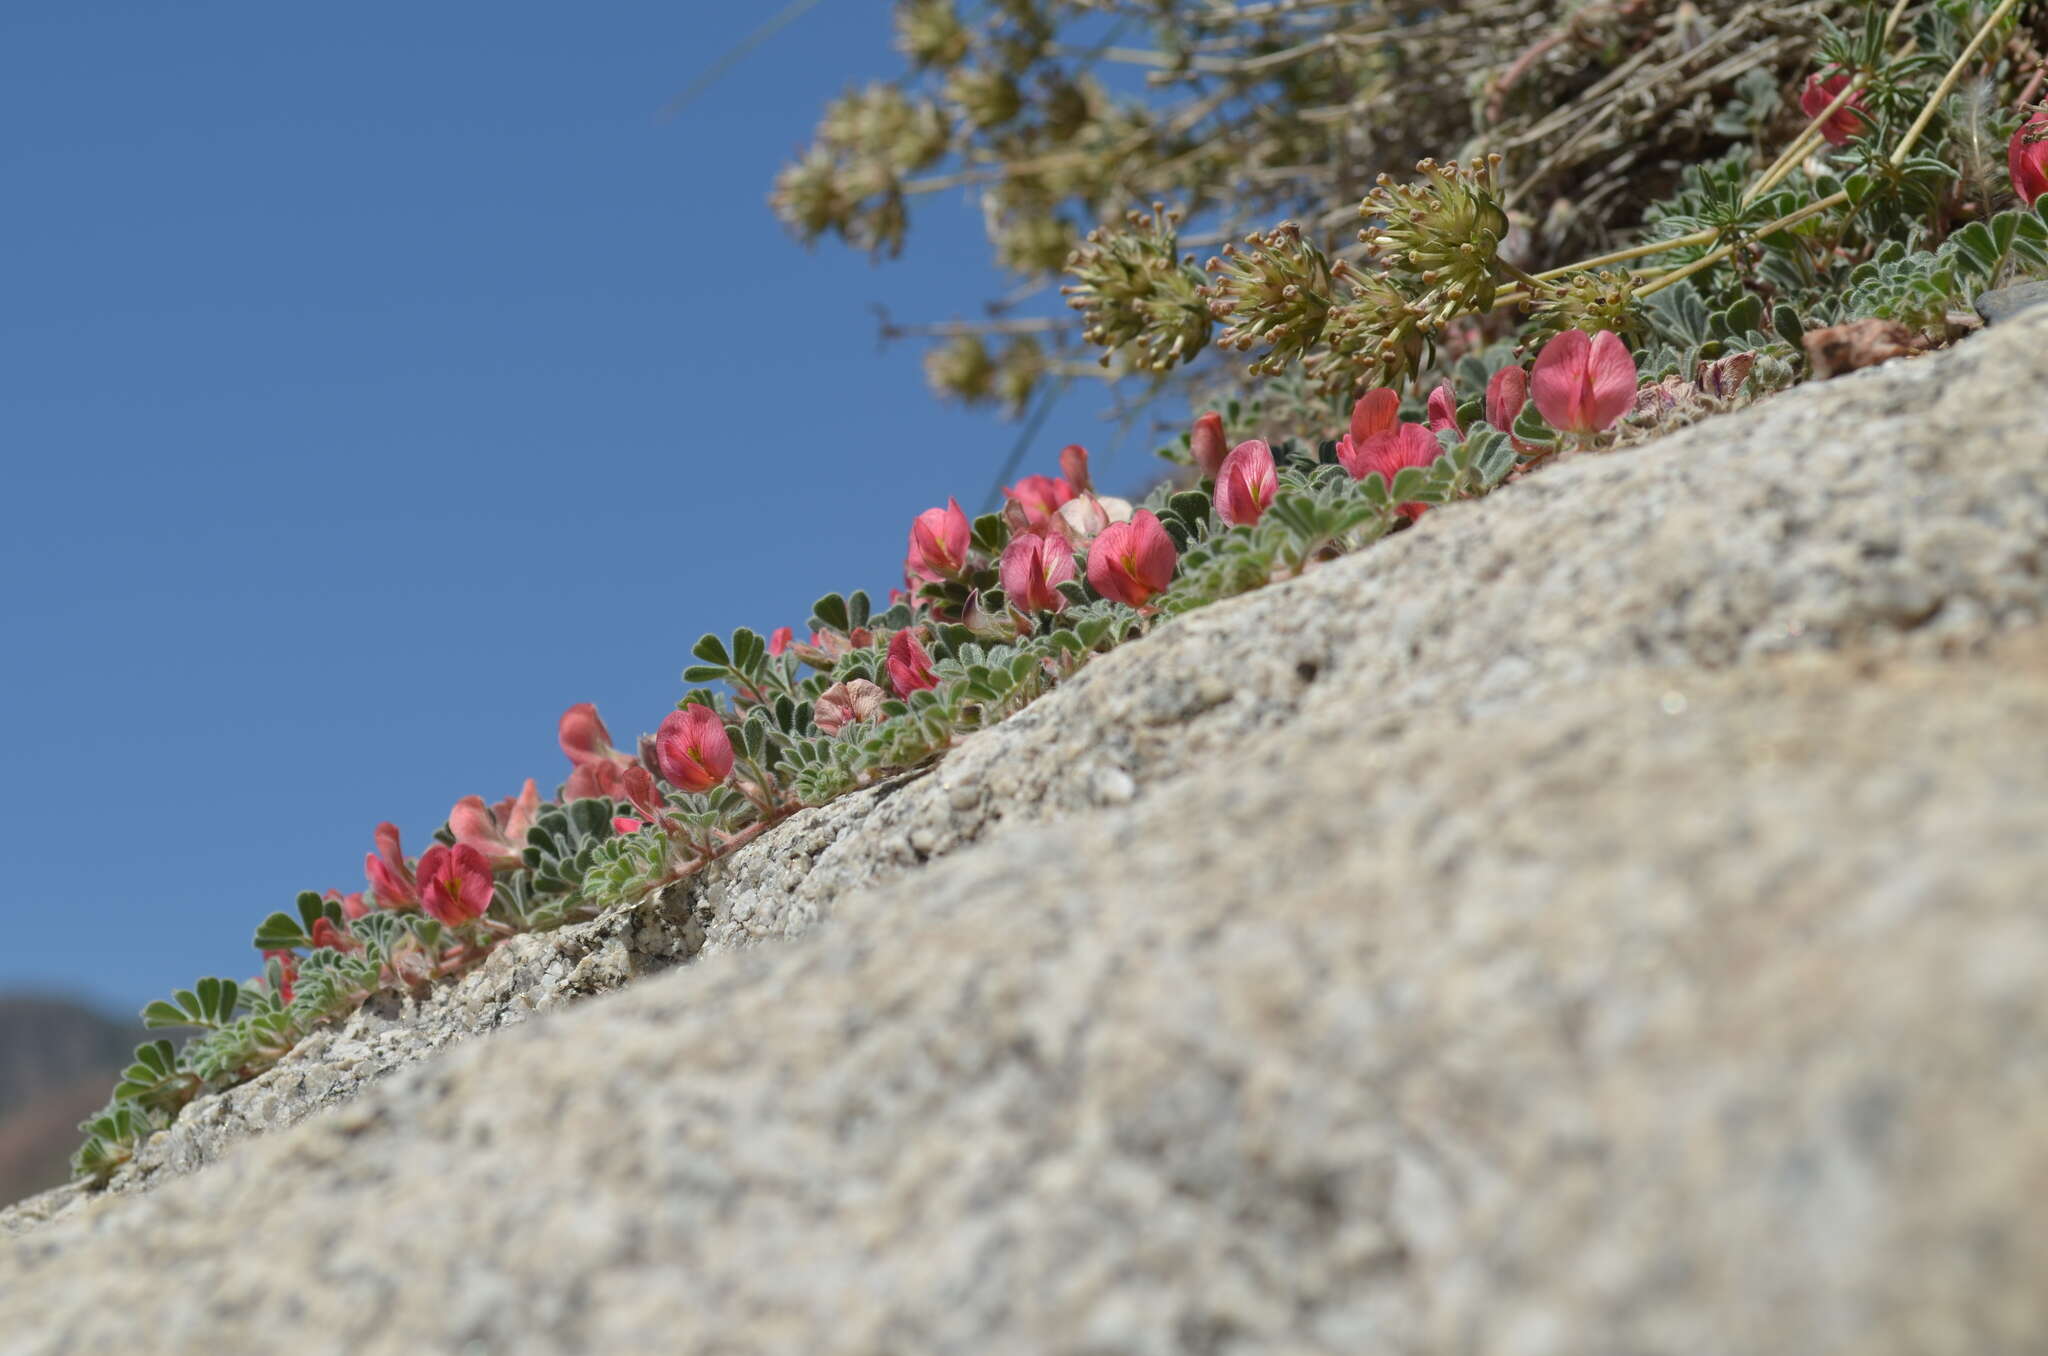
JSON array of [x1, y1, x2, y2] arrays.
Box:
[[2, 308, 2046, 1353], [1974, 279, 2048, 325]]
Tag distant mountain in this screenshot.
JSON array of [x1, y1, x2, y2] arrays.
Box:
[[0, 994, 147, 1205]]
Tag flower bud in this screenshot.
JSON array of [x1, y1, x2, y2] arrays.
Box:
[[1189, 412, 1229, 478], [1426, 383, 1463, 437], [2011, 111, 2048, 207], [906, 498, 972, 582], [1059, 444, 1093, 494], [1799, 71, 1869, 147], [364, 822, 418, 909], [1214, 440, 1277, 527], [886, 630, 940, 697]]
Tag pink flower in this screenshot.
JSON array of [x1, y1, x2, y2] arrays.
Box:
[[563, 758, 626, 801], [325, 888, 370, 921], [312, 916, 358, 952], [1189, 412, 1229, 479], [449, 777, 542, 870], [654, 704, 734, 793], [416, 843, 494, 928], [1214, 439, 1278, 527], [612, 817, 645, 835], [558, 702, 622, 766], [1799, 71, 1868, 147], [619, 764, 666, 823], [886, 629, 940, 697], [264, 950, 298, 1003], [364, 822, 418, 909], [1053, 493, 1133, 548], [1338, 422, 1441, 521], [1486, 365, 1529, 431], [1333, 388, 1401, 470], [1426, 383, 1463, 437], [814, 678, 889, 734], [1001, 474, 1077, 534], [768, 626, 793, 657], [2011, 111, 2048, 207], [1000, 531, 1077, 613], [1086, 509, 1177, 608], [1530, 329, 1639, 435], [906, 498, 972, 583], [1060, 444, 1093, 495]]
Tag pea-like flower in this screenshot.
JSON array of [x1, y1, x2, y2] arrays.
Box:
[[1000, 531, 1077, 612], [1486, 365, 1529, 430], [416, 844, 495, 928], [1425, 382, 1463, 437], [1530, 329, 1638, 435], [1338, 421, 1440, 521], [815, 678, 890, 734], [1086, 509, 1177, 607], [448, 778, 542, 869], [2011, 111, 2048, 207], [655, 704, 734, 793], [1214, 440, 1278, 527], [1799, 71, 1868, 147], [1059, 444, 1093, 494], [364, 822, 418, 909], [887, 629, 940, 697], [1002, 474, 1076, 533], [906, 498, 972, 583]]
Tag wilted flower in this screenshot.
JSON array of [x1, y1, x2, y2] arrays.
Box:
[[654, 705, 734, 793], [1426, 383, 1463, 437], [1054, 493, 1134, 547], [1530, 328, 1638, 435], [1189, 411, 1228, 478], [907, 498, 972, 583], [364, 822, 418, 909], [1338, 421, 1440, 520], [1000, 531, 1077, 612], [2011, 111, 2048, 207], [1002, 473, 1076, 533], [1086, 509, 1177, 607], [1214, 440, 1278, 526], [449, 778, 542, 869], [416, 844, 494, 928], [815, 678, 890, 734], [1800, 71, 1868, 147], [887, 629, 940, 696]]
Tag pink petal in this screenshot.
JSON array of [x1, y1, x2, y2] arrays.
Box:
[[1485, 366, 1528, 430], [1426, 383, 1462, 436], [1530, 329, 1592, 433], [1586, 331, 1639, 432], [1349, 388, 1400, 445]]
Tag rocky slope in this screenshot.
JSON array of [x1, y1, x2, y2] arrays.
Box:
[[1, 307, 2044, 1354]]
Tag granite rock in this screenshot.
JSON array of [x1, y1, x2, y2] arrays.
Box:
[[2, 307, 2045, 1352]]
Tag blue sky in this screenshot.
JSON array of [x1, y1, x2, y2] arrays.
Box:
[[0, 2, 1140, 1013]]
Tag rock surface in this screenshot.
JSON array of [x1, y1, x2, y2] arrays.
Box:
[[2, 309, 2045, 1353]]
